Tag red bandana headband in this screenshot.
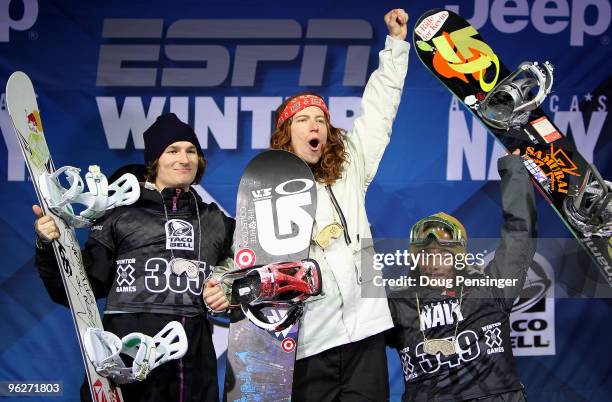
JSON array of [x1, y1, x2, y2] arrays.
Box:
[[276, 95, 330, 128]]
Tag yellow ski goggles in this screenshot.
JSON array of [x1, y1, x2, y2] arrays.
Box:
[[409, 213, 467, 248]]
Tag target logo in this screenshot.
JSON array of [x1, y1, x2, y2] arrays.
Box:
[[235, 248, 256, 268], [281, 337, 296, 353]]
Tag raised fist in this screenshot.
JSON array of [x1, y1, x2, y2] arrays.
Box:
[[384, 8, 409, 41]]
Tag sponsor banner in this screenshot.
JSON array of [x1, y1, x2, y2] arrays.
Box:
[[509, 253, 556, 356]]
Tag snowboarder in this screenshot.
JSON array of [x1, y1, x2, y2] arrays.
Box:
[[386, 151, 537, 402], [33, 113, 234, 402], [203, 8, 411, 400]]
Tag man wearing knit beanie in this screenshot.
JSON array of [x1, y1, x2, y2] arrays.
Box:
[[33, 112, 235, 402], [142, 113, 206, 191]]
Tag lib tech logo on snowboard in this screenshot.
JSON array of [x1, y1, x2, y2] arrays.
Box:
[[415, 12, 500, 93], [253, 178, 315, 256]]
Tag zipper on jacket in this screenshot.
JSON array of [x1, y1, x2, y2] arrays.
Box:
[[325, 185, 351, 246], [172, 188, 182, 212]]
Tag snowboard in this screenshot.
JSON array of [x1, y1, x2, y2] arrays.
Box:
[[413, 9, 612, 287], [6, 71, 123, 402], [223, 150, 317, 401]]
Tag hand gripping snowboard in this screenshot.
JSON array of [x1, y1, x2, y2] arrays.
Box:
[[413, 10, 612, 287], [223, 150, 317, 401], [6, 71, 123, 402]]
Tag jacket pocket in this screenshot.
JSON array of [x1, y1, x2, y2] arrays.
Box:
[[354, 243, 379, 285]]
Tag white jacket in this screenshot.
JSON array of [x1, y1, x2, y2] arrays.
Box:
[[297, 35, 410, 359]]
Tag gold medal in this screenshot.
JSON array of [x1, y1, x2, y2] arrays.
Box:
[[417, 287, 463, 358], [314, 222, 344, 249], [423, 338, 457, 356]]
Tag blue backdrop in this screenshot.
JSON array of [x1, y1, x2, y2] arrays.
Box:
[[1, 1, 611, 401]]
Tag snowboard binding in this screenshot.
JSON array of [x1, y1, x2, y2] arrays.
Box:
[[83, 321, 188, 384], [476, 61, 554, 130], [563, 164, 612, 237], [223, 259, 322, 331], [39, 165, 140, 228]]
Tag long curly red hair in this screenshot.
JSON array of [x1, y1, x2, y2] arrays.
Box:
[[270, 92, 348, 184]]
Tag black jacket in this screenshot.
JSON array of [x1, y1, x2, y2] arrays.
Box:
[[35, 183, 234, 402], [386, 155, 537, 402], [36, 183, 235, 316]]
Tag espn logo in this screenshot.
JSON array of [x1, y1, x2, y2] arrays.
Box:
[[96, 19, 373, 87]]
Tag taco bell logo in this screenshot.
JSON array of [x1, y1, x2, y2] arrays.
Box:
[[0, 0, 39, 42], [165, 219, 194, 250], [510, 253, 556, 356]]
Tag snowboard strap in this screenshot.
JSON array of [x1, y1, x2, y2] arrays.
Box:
[[563, 164, 612, 237], [223, 259, 322, 331], [242, 302, 304, 332], [39, 165, 140, 228], [477, 61, 554, 130], [83, 321, 188, 384]]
